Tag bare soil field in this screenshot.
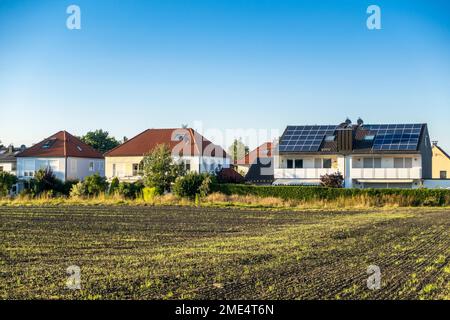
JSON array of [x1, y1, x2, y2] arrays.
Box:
[[0, 206, 449, 299]]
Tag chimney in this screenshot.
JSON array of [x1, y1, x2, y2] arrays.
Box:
[[432, 141, 438, 146], [8, 145, 13, 154], [336, 128, 353, 153]]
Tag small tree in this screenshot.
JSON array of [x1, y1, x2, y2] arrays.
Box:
[[81, 129, 120, 153], [227, 138, 249, 163], [320, 172, 344, 188], [32, 168, 63, 196], [109, 177, 120, 195], [142, 144, 185, 193], [0, 172, 17, 196]]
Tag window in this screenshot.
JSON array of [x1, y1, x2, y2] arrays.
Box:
[[185, 160, 191, 171], [325, 135, 335, 142], [287, 159, 293, 169], [323, 159, 332, 169], [374, 158, 382, 168], [364, 135, 375, 141], [440, 171, 447, 179], [363, 157, 382, 168], [404, 158, 413, 169], [314, 158, 322, 169], [112, 164, 116, 177], [394, 158, 404, 169], [294, 159, 303, 168], [363, 158, 373, 168], [89, 161, 94, 172], [0, 166, 3, 172]]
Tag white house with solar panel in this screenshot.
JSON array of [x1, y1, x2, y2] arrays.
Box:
[[273, 118, 433, 189]]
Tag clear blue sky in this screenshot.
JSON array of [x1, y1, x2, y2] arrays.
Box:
[[1, 0, 449, 150]]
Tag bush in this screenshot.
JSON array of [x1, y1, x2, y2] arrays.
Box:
[[83, 174, 108, 196], [142, 187, 158, 202], [212, 184, 450, 207], [173, 172, 215, 199], [173, 172, 203, 198], [31, 168, 64, 196], [0, 172, 17, 197], [117, 181, 144, 199], [109, 177, 120, 195], [70, 182, 86, 198], [320, 172, 344, 188]]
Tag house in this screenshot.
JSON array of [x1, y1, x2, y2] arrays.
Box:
[[236, 142, 274, 184], [104, 128, 230, 181], [16, 131, 105, 182], [274, 119, 432, 189], [0, 145, 26, 175], [431, 142, 450, 179]]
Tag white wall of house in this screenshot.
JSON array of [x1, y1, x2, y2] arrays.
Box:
[[67, 157, 105, 181], [274, 153, 424, 188], [0, 162, 16, 175], [105, 155, 230, 181], [17, 157, 104, 182], [17, 157, 66, 181]]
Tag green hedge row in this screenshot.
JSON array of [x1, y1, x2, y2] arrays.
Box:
[[212, 184, 450, 206]]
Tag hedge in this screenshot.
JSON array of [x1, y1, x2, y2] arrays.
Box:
[[212, 184, 450, 206]]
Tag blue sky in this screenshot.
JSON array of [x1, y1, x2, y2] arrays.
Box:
[[1, 0, 449, 150]]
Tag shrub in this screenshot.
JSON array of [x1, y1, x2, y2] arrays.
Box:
[[31, 168, 63, 196], [83, 174, 108, 196], [173, 172, 214, 199], [320, 172, 344, 188], [199, 174, 216, 197], [0, 172, 17, 197], [69, 182, 86, 198], [109, 177, 120, 195], [116, 181, 144, 199], [142, 187, 158, 202]]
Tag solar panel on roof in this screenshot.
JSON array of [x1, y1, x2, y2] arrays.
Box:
[[364, 124, 422, 151], [279, 125, 337, 152]]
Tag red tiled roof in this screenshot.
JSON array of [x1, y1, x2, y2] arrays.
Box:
[[236, 142, 273, 165], [104, 128, 228, 158], [17, 131, 104, 159]]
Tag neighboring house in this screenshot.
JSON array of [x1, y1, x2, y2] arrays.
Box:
[[274, 119, 432, 189], [104, 128, 230, 181], [16, 131, 105, 182], [0, 145, 26, 175], [236, 142, 274, 184], [431, 142, 450, 179]]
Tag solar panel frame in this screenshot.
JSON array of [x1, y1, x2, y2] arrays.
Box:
[[364, 124, 423, 151], [279, 125, 337, 152]]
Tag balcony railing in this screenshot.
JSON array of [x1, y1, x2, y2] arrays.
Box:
[[274, 168, 338, 179], [350, 168, 422, 180]]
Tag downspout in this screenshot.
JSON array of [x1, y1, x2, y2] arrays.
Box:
[[63, 131, 67, 182]]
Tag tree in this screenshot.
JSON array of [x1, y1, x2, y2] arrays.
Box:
[[0, 172, 17, 196], [142, 144, 185, 193], [320, 172, 344, 188], [81, 129, 120, 153], [32, 168, 63, 195], [227, 138, 249, 162]]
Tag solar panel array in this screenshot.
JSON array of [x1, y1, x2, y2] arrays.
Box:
[[364, 124, 423, 151], [279, 125, 337, 152]]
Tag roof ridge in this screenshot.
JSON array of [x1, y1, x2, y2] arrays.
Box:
[[104, 129, 150, 156]]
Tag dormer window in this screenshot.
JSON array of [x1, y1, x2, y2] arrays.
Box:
[[42, 139, 56, 149], [174, 134, 187, 141]]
